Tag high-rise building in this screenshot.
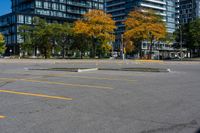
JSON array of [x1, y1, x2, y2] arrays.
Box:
[[166, 0, 176, 33], [106, 0, 177, 59], [138, 0, 176, 33], [0, 0, 104, 55], [106, 0, 176, 48], [178, 0, 200, 25], [106, 0, 141, 48]]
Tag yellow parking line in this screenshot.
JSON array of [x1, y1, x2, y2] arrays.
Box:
[[83, 71, 144, 77], [1, 71, 138, 81], [0, 68, 142, 77], [0, 115, 6, 119], [0, 78, 113, 90], [0, 89, 72, 100], [47, 74, 136, 82]]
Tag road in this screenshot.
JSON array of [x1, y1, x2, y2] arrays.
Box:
[[0, 59, 199, 133]]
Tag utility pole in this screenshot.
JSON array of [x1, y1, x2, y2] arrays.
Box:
[[111, 32, 114, 59], [121, 34, 125, 60], [180, 24, 183, 60]]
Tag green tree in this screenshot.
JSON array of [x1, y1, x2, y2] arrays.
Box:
[[50, 23, 73, 58], [32, 17, 54, 59], [174, 24, 190, 49], [71, 33, 91, 59], [18, 25, 34, 56], [189, 18, 200, 56], [174, 20, 200, 57], [0, 33, 6, 55]]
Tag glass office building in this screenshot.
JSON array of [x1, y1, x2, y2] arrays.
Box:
[[106, 0, 140, 49], [166, 0, 176, 33], [0, 0, 104, 55], [106, 0, 178, 59], [178, 0, 200, 24], [106, 0, 176, 49]]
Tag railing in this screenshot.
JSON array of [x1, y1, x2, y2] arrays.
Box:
[[67, 1, 91, 8]]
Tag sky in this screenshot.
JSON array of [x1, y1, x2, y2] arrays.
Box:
[[0, 0, 11, 16]]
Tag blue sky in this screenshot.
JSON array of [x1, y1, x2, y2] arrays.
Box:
[[0, 0, 11, 16]]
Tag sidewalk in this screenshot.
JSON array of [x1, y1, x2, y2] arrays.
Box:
[[134, 59, 164, 63], [0, 58, 199, 64]]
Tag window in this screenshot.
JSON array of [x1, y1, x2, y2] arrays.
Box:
[[36, 1, 42, 8], [17, 15, 24, 23], [25, 16, 32, 24], [52, 3, 58, 10], [60, 5, 66, 11]]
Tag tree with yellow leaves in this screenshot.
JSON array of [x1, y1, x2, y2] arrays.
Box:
[[0, 33, 6, 55], [124, 40, 135, 53], [124, 9, 166, 59], [97, 42, 112, 58], [74, 10, 116, 58]]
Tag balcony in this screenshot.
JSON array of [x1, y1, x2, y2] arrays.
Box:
[[107, 7, 126, 13], [141, 3, 166, 11], [106, 1, 126, 8], [67, 1, 91, 8], [67, 9, 86, 15]]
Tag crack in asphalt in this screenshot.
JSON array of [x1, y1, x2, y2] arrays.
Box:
[[140, 120, 198, 133], [0, 81, 13, 88]]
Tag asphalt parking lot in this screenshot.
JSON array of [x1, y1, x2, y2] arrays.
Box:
[[0, 59, 200, 133]]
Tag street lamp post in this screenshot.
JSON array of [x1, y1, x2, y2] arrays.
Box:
[[111, 32, 114, 59], [111, 41, 114, 58], [180, 24, 183, 60], [121, 34, 125, 60]]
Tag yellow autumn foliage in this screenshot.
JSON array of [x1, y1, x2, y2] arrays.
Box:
[[101, 43, 112, 52], [74, 10, 116, 41], [124, 40, 135, 53], [124, 9, 167, 52], [0, 33, 6, 54]]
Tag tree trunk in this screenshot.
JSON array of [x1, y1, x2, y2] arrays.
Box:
[[190, 49, 192, 58], [80, 51, 83, 59], [139, 43, 142, 59], [66, 47, 69, 59], [90, 43, 96, 58], [62, 46, 65, 59], [149, 44, 153, 60], [34, 46, 37, 57], [148, 38, 154, 60], [44, 48, 47, 59]]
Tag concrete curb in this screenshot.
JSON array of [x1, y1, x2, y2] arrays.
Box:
[[28, 67, 170, 73], [134, 60, 164, 63], [99, 68, 170, 72], [28, 68, 99, 72], [77, 68, 98, 72]]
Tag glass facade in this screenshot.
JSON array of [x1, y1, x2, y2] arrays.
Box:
[[107, 0, 176, 33], [106, 0, 176, 49], [106, 0, 143, 48], [106, 0, 142, 34], [166, 0, 176, 33], [0, 13, 17, 47], [1, 0, 104, 55], [11, 0, 104, 20], [178, 0, 200, 24]]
